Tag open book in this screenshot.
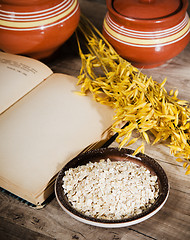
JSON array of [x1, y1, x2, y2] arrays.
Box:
[[0, 52, 114, 207]]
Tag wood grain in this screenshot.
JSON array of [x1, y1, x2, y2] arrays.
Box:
[[0, 0, 190, 239]]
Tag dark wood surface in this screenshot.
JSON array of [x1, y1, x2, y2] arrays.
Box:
[[1, 0, 190, 239]]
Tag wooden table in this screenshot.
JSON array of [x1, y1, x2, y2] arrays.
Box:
[[0, 1, 190, 239]]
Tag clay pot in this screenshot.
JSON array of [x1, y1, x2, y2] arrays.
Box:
[[103, 0, 190, 68], [0, 0, 80, 59]]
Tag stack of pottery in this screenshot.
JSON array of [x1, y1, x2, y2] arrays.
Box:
[[103, 0, 190, 68]]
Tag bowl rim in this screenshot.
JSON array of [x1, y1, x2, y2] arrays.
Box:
[[55, 147, 170, 228]]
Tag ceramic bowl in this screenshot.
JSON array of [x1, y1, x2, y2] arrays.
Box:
[[0, 0, 80, 59], [55, 148, 169, 228], [103, 0, 190, 68]]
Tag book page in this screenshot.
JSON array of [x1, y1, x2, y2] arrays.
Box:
[[0, 52, 53, 114], [0, 73, 114, 205]]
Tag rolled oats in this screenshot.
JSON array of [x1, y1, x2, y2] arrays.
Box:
[[62, 158, 159, 220]]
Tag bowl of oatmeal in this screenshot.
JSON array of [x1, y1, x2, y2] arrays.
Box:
[[55, 148, 169, 228]]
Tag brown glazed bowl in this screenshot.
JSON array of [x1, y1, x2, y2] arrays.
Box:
[[0, 0, 80, 59], [55, 148, 169, 228], [103, 0, 190, 68]]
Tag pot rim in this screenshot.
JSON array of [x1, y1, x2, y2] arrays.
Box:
[[106, 0, 188, 25]]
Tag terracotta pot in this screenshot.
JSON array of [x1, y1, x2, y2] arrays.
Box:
[[103, 0, 190, 68], [0, 0, 80, 59]]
